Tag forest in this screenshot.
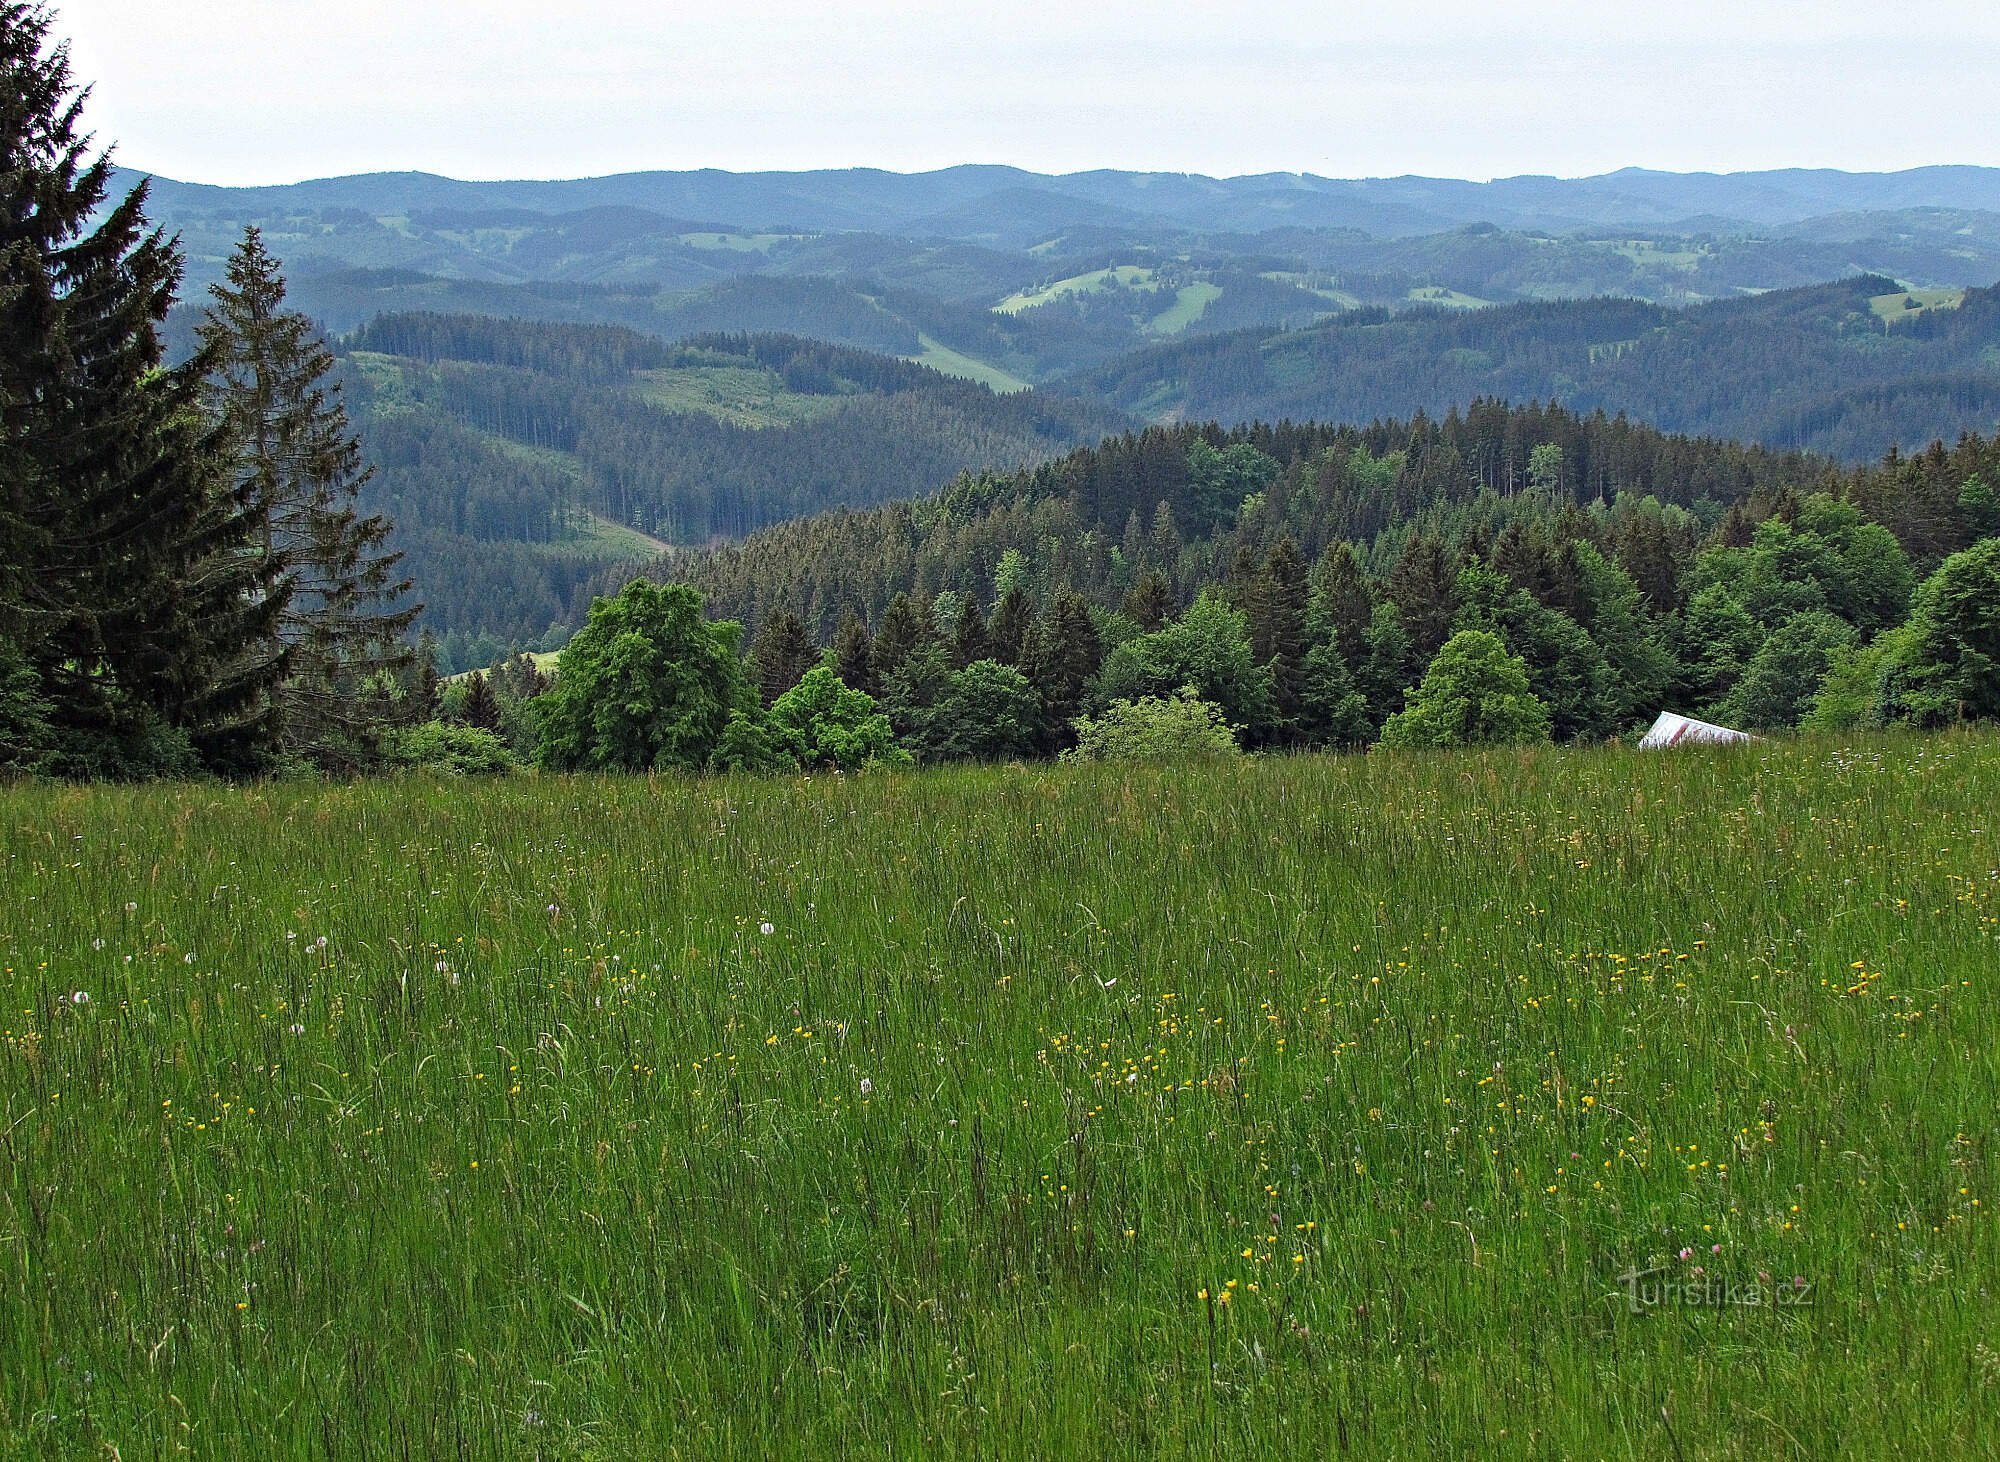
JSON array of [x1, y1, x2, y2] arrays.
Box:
[[322, 275, 2000, 663], [475, 403, 1988, 774]]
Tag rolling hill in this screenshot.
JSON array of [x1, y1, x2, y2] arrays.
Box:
[[334, 318, 1125, 667], [1064, 276, 2000, 461]]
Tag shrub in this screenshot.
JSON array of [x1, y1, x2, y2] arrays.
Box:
[[1066, 686, 1243, 763], [389, 722, 519, 776]]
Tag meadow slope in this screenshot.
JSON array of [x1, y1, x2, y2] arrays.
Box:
[[1, 739, 1996, 1456]]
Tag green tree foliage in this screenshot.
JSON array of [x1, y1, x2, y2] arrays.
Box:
[[1386, 534, 1462, 664], [1960, 475, 1999, 538], [923, 660, 1044, 763], [1689, 495, 1913, 636], [2, 4, 276, 777], [1877, 538, 2000, 726], [1186, 439, 1279, 532], [948, 595, 990, 669], [202, 228, 417, 772], [1714, 611, 1858, 730], [766, 667, 909, 770], [1021, 589, 1103, 750], [1096, 592, 1274, 741], [1067, 687, 1243, 763], [1298, 638, 1372, 747], [987, 585, 1035, 667], [1246, 538, 1309, 736], [533, 581, 752, 771], [1381, 630, 1552, 749], [0, 639, 53, 777], [1120, 572, 1176, 631], [871, 592, 934, 685], [749, 609, 816, 704], [457, 672, 502, 731], [878, 642, 954, 750], [709, 710, 789, 774], [1668, 586, 1764, 709], [828, 610, 876, 697], [388, 721, 518, 776], [1453, 563, 1617, 742]]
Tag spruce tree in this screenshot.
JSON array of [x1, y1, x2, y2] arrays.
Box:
[[1121, 571, 1176, 631], [1247, 538, 1309, 736], [458, 671, 501, 731], [1, 3, 277, 776], [749, 609, 815, 704], [872, 592, 933, 683], [199, 227, 416, 771], [1022, 588, 1103, 751], [949, 595, 989, 670], [829, 609, 876, 697], [987, 586, 1035, 668]]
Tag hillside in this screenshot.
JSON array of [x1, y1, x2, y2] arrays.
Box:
[[1067, 277, 2000, 460], [679, 402, 1840, 635], [340, 318, 1125, 667], [135, 164, 2000, 393]]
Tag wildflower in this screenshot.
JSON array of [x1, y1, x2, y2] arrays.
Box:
[[759, 921, 775, 936], [859, 1077, 874, 1097], [69, 990, 89, 1006], [1678, 1247, 1694, 1260]]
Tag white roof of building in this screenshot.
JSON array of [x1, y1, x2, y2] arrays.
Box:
[[1637, 711, 1758, 748]]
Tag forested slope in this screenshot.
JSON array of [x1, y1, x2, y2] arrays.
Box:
[[338, 317, 1125, 666], [1069, 277, 2000, 459]]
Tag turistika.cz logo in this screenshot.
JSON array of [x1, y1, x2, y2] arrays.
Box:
[[1614, 1267, 1814, 1313]]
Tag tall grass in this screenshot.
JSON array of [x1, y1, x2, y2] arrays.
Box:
[[1, 736, 1995, 1456]]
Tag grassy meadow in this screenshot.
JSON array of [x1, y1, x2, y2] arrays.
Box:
[[1, 737, 1995, 1456]]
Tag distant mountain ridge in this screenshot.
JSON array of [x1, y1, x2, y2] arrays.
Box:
[[122, 162, 2000, 240]]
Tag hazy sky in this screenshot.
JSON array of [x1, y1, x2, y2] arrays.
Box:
[[54, 0, 2000, 186]]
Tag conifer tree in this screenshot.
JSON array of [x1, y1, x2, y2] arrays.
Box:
[[1121, 571, 1176, 631], [872, 592, 933, 683], [1307, 542, 1375, 663], [949, 595, 989, 669], [1022, 588, 1103, 751], [1247, 538, 1309, 735], [987, 586, 1034, 667], [199, 227, 416, 771], [458, 671, 501, 731], [829, 609, 876, 697], [411, 629, 443, 722], [1, 3, 277, 776], [749, 609, 815, 704]]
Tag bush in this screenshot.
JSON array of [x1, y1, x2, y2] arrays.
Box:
[[1066, 687, 1243, 763], [389, 722, 519, 776]]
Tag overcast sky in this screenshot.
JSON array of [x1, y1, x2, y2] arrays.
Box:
[[53, 0, 2000, 186]]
